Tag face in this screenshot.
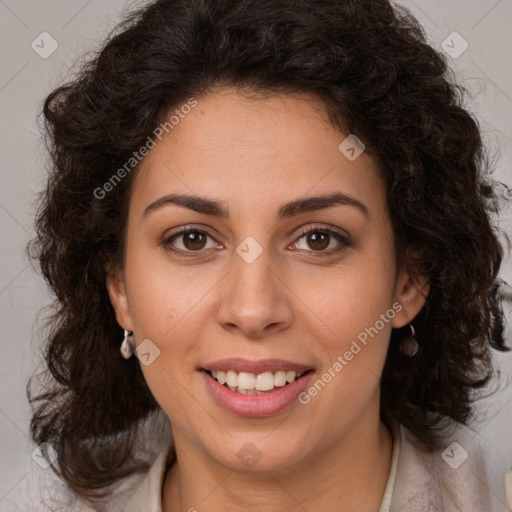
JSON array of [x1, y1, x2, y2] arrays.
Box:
[[107, 87, 427, 473]]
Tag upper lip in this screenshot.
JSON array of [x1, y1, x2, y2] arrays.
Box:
[[201, 358, 313, 374]]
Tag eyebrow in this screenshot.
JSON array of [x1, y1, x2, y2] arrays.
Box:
[[143, 192, 369, 220]]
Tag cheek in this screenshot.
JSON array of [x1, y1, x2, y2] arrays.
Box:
[[124, 246, 216, 340], [300, 276, 396, 428], [299, 235, 397, 410], [123, 250, 215, 418], [309, 241, 396, 342]]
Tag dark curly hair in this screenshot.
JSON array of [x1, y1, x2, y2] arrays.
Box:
[[27, 0, 509, 507]]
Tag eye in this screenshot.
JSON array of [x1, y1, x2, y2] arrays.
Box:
[[290, 225, 351, 256], [161, 224, 351, 259], [162, 227, 222, 257]]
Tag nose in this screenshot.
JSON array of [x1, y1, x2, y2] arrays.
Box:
[[216, 247, 294, 339]]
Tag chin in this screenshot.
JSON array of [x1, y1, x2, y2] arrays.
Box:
[[205, 435, 311, 474]]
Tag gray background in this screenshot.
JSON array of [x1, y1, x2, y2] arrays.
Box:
[[1, 0, 511, 510]]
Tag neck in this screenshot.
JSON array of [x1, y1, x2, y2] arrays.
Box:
[[162, 410, 393, 512]]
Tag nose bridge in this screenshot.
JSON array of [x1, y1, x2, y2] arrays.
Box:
[[216, 239, 293, 336], [233, 242, 274, 298]]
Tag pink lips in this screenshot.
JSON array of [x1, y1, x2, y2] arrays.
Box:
[[200, 358, 314, 418]]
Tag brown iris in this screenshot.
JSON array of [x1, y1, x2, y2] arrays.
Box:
[[183, 231, 207, 250], [306, 232, 330, 251]]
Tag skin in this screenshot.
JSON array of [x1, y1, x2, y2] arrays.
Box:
[[107, 87, 429, 511]]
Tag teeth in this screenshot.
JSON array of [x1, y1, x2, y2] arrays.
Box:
[[226, 370, 238, 387], [238, 372, 256, 390], [274, 370, 287, 386], [209, 369, 306, 393], [256, 372, 274, 391], [286, 371, 296, 383]]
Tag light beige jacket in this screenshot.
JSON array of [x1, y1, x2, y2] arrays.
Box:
[[122, 421, 510, 512]]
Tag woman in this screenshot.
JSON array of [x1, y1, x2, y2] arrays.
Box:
[[27, 0, 510, 510]]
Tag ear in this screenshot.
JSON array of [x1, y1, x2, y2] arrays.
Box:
[[106, 267, 134, 332], [391, 265, 430, 330]]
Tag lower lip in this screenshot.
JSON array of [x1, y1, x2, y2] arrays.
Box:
[[201, 370, 314, 417]]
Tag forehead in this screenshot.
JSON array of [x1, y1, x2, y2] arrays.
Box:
[[129, 88, 385, 219]]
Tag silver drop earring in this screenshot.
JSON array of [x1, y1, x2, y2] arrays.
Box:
[[399, 324, 419, 357], [120, 329, 135, 359]]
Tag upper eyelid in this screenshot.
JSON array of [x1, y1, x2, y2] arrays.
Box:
[[164, 225, 223, 244], [293, 223, 349, 240]]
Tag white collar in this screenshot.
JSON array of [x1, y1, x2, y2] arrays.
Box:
[[379, 421, 401, 512], [123, 420, 507, 511], [123, 441, 173, 512]]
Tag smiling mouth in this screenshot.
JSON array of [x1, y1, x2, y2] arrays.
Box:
[[204, 369, 313, 394]]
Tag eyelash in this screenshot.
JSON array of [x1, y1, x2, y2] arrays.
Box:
[[161, 224, 352, 259]]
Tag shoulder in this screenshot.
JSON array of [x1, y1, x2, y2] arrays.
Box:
[[390, 419, 508, 511]]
